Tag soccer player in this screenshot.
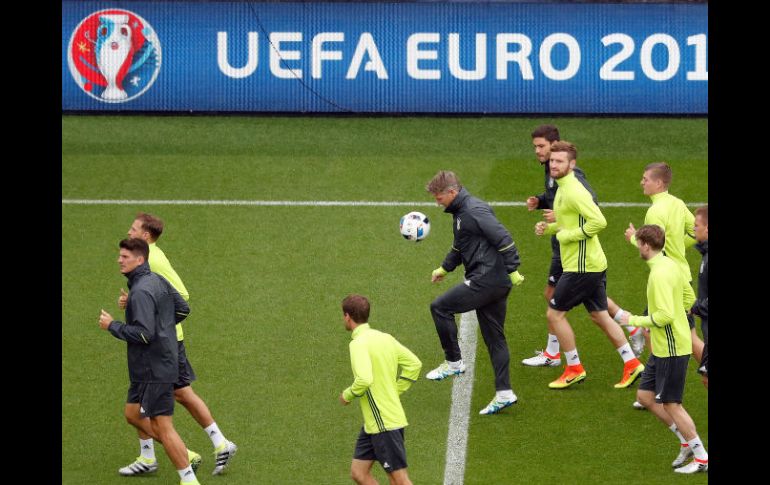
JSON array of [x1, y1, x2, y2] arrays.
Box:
[[99, 238, 202, 485], [339, 294, 422, 485], [616, 164, 704, 365], [119, 213, 237, 476], [618, 225, 708, 474], [691, 206, 708, 388], [522, 124, 603, 367], [425, 170, 524, 415], [534, 141, 644, 389]]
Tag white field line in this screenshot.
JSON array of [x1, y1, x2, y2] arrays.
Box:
[[61, 199, 706, 207], [443, 311, 478, 485]]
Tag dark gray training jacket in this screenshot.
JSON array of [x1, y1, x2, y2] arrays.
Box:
[[691, 240, 708, 321], [440, 187, 521, 288], [108, 262, 190, 383]]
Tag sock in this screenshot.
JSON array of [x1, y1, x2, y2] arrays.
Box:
[[613, 308, 626, 323], [687, 436, 708, 461], [545, 334, 560, 356], [564, 349, 580, 366], [448, 359, 463, 370], [496, 389, 515, 401], [139, 438, 155, 460], [178, 465, 196, 483], [617, 343, 636, 363], [669, 423, 687, 445], [205, 422, 226, 449]]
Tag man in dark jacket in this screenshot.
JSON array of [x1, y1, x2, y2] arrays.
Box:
[[99, 238, 202, 485], [691, 206, 708, 388], [425, 170, 524, 415]]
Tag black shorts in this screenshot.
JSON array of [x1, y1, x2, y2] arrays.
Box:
[[549, 271, 608, 312], [637, 354, 690, 404], [547, 236, 563, 287], [126, 382, 176, 417], [353, 427, 407, 473], [174, 340, 197, 390]]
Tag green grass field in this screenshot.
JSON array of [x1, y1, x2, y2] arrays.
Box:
[[62, 115, 707, 484]]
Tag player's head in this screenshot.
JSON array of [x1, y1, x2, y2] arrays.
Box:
[[129, 212, 164, 243], [548, 141, 577, 180], [634, 224, 665, 260], [342, 294, 370, 330], [641, 162, 672, 196], [426, 170, 463, 208], [531, 125, 560, 164], [694, 205, 708, 243], [118, 238, 149, 274]]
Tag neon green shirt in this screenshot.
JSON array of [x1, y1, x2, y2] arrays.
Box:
[[629, 253, 695, 358], [630, 191, 696, 281], [342, 324, 422, 434], [148, 243, 189, 341], [544, 170, 608, 273]]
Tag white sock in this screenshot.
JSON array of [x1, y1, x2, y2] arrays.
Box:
[[139, 438, 155, 460], [613, 308, 626, 323], [178, 465, 196, 483], [495, 389, 515, 401], [616, 343, 636, 363], [205, 422, 226, 449], [669, 423, 687, 445], [545, 334, 560, 356], [687, 436, 708, 461], [564, 349, 580, 366], [448, 359, 463, 370]]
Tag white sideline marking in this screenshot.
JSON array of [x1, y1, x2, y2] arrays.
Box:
[[61, 199, 706, 207], [443, 311, 478, 485]]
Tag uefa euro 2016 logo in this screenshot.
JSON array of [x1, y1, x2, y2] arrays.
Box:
[[67, 9, 161, 103]]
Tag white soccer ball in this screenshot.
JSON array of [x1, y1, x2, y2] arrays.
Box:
[[400, 211, 430, 242]]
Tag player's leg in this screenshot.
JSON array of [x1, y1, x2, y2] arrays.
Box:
[[523, 250, 564, 367], [607, 296, 646, 357], [119, 385, 160, 476], [350, 459, 378, 485], [476, 288, 518, 414], [427, 282, 483, 380]]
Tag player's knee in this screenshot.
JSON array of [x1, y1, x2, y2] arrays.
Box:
[[350, 467, 369, 484]]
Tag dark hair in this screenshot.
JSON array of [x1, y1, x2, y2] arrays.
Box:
[[342, 294, 370, 324], [531, 124, 560, 142], [119, 237, 150, 261], [135, 212, 164, 241], [426, 170, 463, 194], [644, 162, 672, 187], [694, 205, 708, 224], [635, 224, 665, 251], [549, 141, 577, 161]]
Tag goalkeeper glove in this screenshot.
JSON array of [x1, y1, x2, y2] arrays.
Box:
[[509, 270, 525, 286]]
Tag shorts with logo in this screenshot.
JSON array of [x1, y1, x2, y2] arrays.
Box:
[[126, 382, 176, 417], [638, 354, 690, 404], [353, 427, 407, 473], [547, 236, 563, 287], [174, 340, 197, 390], [549, 271, 608, 312]]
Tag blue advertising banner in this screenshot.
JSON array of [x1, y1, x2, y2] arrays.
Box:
[[62, 1, 707, 113]]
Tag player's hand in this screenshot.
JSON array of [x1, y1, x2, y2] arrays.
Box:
[[118, 288, 128, 310], [535, 221, 548, 236], [509, 271, 525, 286], [99, 309, 113, 330], [431, 267, 448, 283], [526, 196, 539, 211], [542, 209, 556, 223], [624, 223, 636, 242], [339, 393, 350, 405]]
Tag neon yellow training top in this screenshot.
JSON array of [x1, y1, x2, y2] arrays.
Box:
[[342, 324, 422, 434], [629, 252, 695, 358], [148, 243, 189, 341], [544, 170, 608, 273]]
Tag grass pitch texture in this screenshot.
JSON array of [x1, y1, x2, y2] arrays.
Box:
[[63, 116, 707, 484]]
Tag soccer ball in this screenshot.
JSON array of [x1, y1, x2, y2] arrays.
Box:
[[400, 211, 430, 242]]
